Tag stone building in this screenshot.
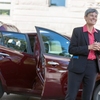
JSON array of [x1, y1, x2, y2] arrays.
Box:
[[0, 0, 100, 36]]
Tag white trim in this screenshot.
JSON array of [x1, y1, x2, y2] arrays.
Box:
[[95, 0, 100, 2], [0, 0, 11, 2]]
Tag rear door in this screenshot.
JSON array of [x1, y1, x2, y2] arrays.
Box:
[[35, 26, 72, 99], [0, 31, 37, 89]]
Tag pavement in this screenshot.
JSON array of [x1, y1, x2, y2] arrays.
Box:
[[1, 93, 40, 100]]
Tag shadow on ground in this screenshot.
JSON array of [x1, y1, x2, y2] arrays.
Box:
[[1, 93, 40, 100]]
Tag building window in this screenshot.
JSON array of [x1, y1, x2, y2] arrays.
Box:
[[50, 0, 65, 6], [0, 0, 11, 16], [0, 10, 10, 15]]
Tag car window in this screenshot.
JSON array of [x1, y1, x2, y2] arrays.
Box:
[[2, 32, 27, 52], [39, 29, 71, 57], [28, 35, 35, 52], [0, 32, 3, 45]]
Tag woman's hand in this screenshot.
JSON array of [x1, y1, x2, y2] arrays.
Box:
[[88, 42, 100, 51]]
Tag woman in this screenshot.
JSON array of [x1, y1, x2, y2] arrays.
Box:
[[65, 8, 100, 100]]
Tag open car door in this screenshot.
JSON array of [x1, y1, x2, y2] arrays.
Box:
[[35, 26, 72, 99]]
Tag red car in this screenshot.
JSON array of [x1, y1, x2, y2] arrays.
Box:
[[0, 26, 100, 100]]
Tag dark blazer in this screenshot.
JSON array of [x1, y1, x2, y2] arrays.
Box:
[[68, 27, 100, 73]]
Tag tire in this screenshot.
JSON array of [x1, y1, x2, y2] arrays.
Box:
[[0, 82, 4, 98], [92, 84, 100, 100]]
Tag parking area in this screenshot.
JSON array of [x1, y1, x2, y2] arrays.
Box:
[[1, 93, 40, 100]]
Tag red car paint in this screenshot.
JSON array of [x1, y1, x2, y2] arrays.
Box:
[[0, 26, 99, 100]]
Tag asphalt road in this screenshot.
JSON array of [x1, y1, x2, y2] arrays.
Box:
[[1, 93, 40, 100]]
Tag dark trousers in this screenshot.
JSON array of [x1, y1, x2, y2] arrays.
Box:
[[65, 60, 98, 100]]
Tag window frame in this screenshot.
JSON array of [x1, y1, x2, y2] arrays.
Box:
[[1, 31, 28, 53], [36, 27, 71, 58], [0, 0, 11, 16]]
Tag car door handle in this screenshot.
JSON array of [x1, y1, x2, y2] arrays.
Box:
[[0, 52, 10, 57], [48, 61, 59, 65]]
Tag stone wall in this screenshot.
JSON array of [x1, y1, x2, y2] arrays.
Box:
[[1, 0, 100, 37]]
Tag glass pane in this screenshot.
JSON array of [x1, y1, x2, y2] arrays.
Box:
[[28, 35, 35, 52], [50, 0, 65, 6], [0, 32, 3, 45], [2, 32, 27, 52], [39, 29, 71, 57], [0, 10, 10, 15]]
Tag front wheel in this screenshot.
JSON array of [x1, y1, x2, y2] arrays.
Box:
[[0, 81, 4, 98], [92, 84, 100, 100]]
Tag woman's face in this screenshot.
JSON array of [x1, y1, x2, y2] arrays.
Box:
[[84, 12, 98, 26]]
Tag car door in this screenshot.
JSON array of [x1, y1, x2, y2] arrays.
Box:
[[0, 31, 37, 89], [35, 26, 72, 99]]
